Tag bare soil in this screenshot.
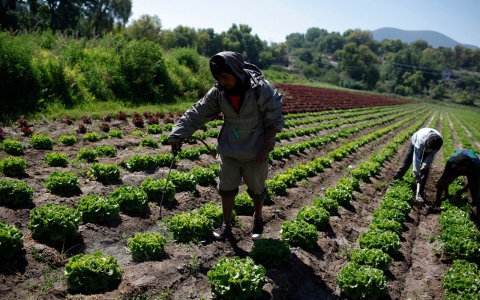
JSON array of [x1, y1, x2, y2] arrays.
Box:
[[0, 107, 460, 300]]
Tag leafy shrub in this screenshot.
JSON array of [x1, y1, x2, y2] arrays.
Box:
[[169, 211, 213, 243], [146, 124, 162, 134], [313, 196, 339, 215], [0, 156, 27, 176], [109, 185, 149, 212], [2, 139, 24, 155], [58, 135, 77, 146], [95, 145, 116, 157], [442, 259, 480, 296], [45, 171, 81, 194], [77, 195, 119, 223], [249, 238, 291, 269], [28, 203, 82, 241], [108, 129, 123, 138], [0, 179, 34, 205], [77, 147, 97, 162], [350, 248, 392, 272], [359, 229, 401, 256], [168, 171, 197, 192], [296, 205, 330, 230], [189, 166, 216, 186], [281, 219, 318, 249], [127, 232, 167, 262], [234, 192, 254, 215], [30, 134, 53, 150], [198, 201, 238, 228], [44, 152, 68, 167], [139, 137, 158, 148], [0, 221, 23, 259], [64, 251, 122, 292], [83, 132, 101, 142], [369, 218, 403, 235], [207, 256, 266, 300], [336, 262, 387, 300], [141, 177, 176, 202], [131, 130, 144, 137]]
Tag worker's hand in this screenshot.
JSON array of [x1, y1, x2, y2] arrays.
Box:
[[170, 141, 182, 157], [255, 148, 269, 164]]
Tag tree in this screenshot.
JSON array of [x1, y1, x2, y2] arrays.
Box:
[[125, 14, 161, 42], [402, 71, 424, 94], [336, 42, 379, 88], [285, 32, 304, 50], [411, 40, 429, 51], [81, 0, 132, 36]]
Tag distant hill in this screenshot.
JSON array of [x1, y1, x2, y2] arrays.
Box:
[[372, 27, 478, 50]]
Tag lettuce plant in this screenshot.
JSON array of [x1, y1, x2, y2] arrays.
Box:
[[359, 229, 401, 256], [168, 171, 197, 192], [442, 259, 480, 296], [139, 137, 158, 148], [77, 147, 97, 162], [281, 219, 318, 249], [169, 211, 213, 243], [379, 198, 411, 216], [313, 196, 339, 215], [95, 145, 116, 157], [249, 238, 291, 269], [372, 208, 406, 224], [207, 256, 266, 300], [265, 179, 287, 197], [0, 179, 34, 205], [88, 163, 121, 181], [141, 177, 176, 202], [0, 221, 23, 259], [28, 203, 82, 241], [336, 262, 387, 300], [296, 205, 330, 230], [44, 152, 68, 167], [109, 185, 148, 212], [198, 201, 238, 228], [2, 139, 24, 155], [45, 171, 80, 194], [30, 134, 53, 150], [234, 192, 254, 215], [83, 132, 101, 142], [108, 129, 123, 138], [189, 166, 216, 186], [58, 135, 77, 146], [127, 232, 167, 262], [324, 186, 352, 206], [64, 251, 121, 292], [369, 218, 403, 235], [77, 194, 119, 223], [350, 248, 392, 272], [124, 154, 159, 171], [0, 156, 27, 176], [146, 124, 162, 134]]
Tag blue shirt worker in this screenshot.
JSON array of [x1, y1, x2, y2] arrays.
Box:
[[435, 149, 480, 222], [168, 51, 284, 240]]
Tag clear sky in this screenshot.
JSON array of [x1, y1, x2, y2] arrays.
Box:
[[129, 0, 480, 48]]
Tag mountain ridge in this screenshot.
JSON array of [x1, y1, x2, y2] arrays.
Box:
[[372, 27, 478, 50]]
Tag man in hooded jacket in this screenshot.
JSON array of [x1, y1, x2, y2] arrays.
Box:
[[168, 51, 284, 240]]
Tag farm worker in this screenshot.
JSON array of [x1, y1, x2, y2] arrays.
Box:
[[168, 51, 284, 240], [391, 128, 443, 203], [434, 150, 480, 220]]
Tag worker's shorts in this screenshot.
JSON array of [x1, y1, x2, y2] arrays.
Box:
[[218, 154, 268, 200]]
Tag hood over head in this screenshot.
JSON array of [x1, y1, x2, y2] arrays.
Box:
[[210, 51, 264, 87]]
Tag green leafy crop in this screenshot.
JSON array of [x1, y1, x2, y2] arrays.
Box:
[[146, 124, 162, 134], [198, 201, 238, 228], [88, 163, 121, 181], [109, 185, 148, 212], [336, 262, 387, 299], [95, 145, 116, 157], [281, 219, 318, 249], [77, 194, 119, 223], [141, 177, 176, 202], [312, 196, 339, 215], [189, 166, 216, 186], [127, 232, 167, 262], [0, 179, 34, 205], [168, 171, 197, 192], [324, 186, 352, 206], [44, 152, 68, 167], [2, 139, 24, 155], [265, 179, 287, 197], [369, 218, 403, 235], [108, 129, 123, 138], [139, 137, 159, 148], [442, 259, 480, 297], [0, 221, 23, 259], [359, 229, 401, 256], [83, 132, 101, 142], [207, 256, 266, 300], [45, 171, 81, 194], [249, 238, 291, 269], [372, 208, 406, 224], [28, 203, 82, 241], [234, 192, 254, 215], [30, 134, 53, 150], [64, 251, 122, 292], [0, 156, 27, 176], [58, 135, 77, 146], [296, 205, 330, 230], [350, 248, 392, 272], [169, 211, 213, 243], [124, 154, 159, 171], [77, 147, 97, 162]]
